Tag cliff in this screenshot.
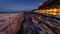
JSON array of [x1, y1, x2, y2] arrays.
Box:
[[34, 0, 60, 16], [38, 0, 60, 9]]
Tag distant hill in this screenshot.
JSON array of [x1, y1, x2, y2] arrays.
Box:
[[38, 0, 60, 10]]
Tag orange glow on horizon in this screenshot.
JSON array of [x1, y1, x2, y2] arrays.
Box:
[[34, 8, 60, 16]]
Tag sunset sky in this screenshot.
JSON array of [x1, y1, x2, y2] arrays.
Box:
[[0, 0, 45, 12]]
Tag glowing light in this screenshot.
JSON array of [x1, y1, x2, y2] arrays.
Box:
[[46, 10, 49, 11], [53, 13, 56, 15], [34, 8, 60, 16], [50, 9, 52, 11], [53, 8, 57, 11]]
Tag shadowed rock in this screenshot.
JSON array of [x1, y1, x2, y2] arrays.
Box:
[[38, 0, 60, 10], [17, 12, 60, 34], [0, 12, 60, 34]]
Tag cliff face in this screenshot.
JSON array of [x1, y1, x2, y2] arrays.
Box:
[[34, 0, 60, 16], [38, 0, 60, 9]]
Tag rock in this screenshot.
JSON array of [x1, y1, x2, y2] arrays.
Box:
[[0, 12, 60, 34], [0, 13, 24, 34]]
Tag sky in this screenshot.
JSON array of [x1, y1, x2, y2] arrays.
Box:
[[0, 0, 45, 12]]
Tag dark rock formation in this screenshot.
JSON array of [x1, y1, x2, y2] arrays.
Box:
[[0, 12, 60, 34], [17, 12, 60, 34], [38, 0, 60, 10]]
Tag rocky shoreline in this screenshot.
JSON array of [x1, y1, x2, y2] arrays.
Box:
[[0, 12, 60, 34]]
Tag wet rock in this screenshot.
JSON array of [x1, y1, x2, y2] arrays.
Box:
[[0, 12, 60, 34]]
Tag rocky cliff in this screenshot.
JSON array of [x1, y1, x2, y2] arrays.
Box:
[[38, 0, 60, 9]]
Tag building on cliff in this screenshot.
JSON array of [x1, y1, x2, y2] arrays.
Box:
[[34, 0, 60, 16]]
